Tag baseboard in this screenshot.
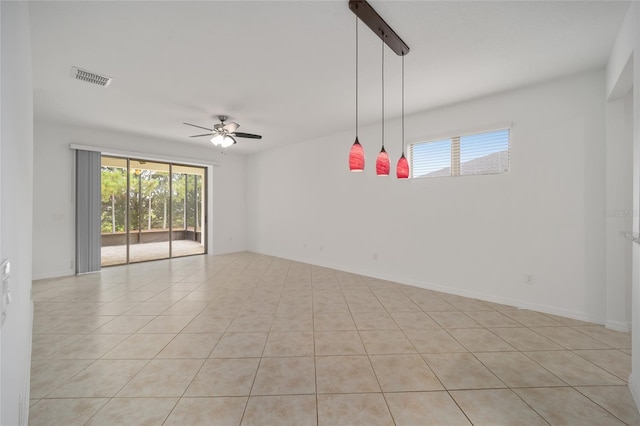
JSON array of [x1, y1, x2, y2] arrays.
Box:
[[605, 320, 630, 332], [32, 270, 74, 281], [629, 378, 640, 415]]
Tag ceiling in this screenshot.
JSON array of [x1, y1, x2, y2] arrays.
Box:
[[29, 1, 630, 155]]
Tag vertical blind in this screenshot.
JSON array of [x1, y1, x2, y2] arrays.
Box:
[[76, 149, 101, 274]]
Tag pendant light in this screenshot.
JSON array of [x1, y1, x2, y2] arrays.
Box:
[[349, 16, 365, 172], [397, 54, 409, 179], [376, 35, 390, 176]]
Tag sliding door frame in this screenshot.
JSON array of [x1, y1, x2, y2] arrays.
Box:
[[101, 154, 207, 266]]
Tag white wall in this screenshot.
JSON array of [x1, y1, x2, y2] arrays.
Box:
[[32, 120, 247, 279], [1, 2, 34, 424], [248, 70, 608, 323], [605, 91, 633, 332]]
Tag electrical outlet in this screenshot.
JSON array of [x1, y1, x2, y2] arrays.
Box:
[[524, 274, 535, 285]]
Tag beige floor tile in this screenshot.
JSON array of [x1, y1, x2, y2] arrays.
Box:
[[404, 329, 467, 353], [263, 332, 314, 357], [209, 332, 268, 358], [242, 395, 317, 426], [156, 333, 221, 358], [445, 298, 494, 312], [271, 313, 314, 331], [49, 359, 147, 397], [164, 397, 247, 426], [29, 398, 109, 426], [369, 354, 443, 392], [31, 333, 82, 359], [95, 301, 140, 315], [542, 313, 596, 327], [515, 387, 626, 425], [525, 350, 625, 386], [474, 352, 565, 387], [92, 315, 153, 334], [147, 289, 190, 302], [389, 311, 441, 329], [227, 314, 274, 332], [47, 334, 128, 359], [185, 358, 260, 396], [412, 298, 457, 312], [489, 327, 562, 351], [118, 358, 204, 397], [313, 312, 356, 331], [502, 310, 561, 326], [428, 311, 482, 328], [182, 313, 234, 333], [85, 397, 178, 425], [251, 357, 316, 395], [182, 290, 218, 301], [573, 349, 631, 381], [377, 296, 421, 312], [276, 297, 312, 314], [137, 315, 196, 333], [448, 329, 515, 352], [126, 300, 176, 316], [464, 310, 522, 327], [313, 296, 350, 313], [30, 359, 93, 399], [531, 326, 612, 349], [352, 312, 400, 330], [451, 389, 548, 425], [102, 333, 175, 359], [423, 353, 505, 390], [316, 356, 380, 393], [359, 330, 416, 354], [574, 326, 632, 349], [317, 393, 394, 426], [576, 385, 640, 425], [385, 391, 471, 426], [161, 300, 209, 316], [315, 331, 366, 355], [45, 315, 117, 334], [344, 294, 386, 313]]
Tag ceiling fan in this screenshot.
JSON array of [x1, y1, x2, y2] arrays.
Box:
[[184, 115, 262, 148]]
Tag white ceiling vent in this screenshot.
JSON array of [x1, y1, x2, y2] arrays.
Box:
[[70, 67, 112, 87]]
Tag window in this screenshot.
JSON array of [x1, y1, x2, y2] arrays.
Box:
[[410, 129, 510, 178]]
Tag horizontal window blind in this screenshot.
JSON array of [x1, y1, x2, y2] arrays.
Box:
[[459, 129, 510, 175], [410, 128, 510, 178], [410, 138, 451, 178]]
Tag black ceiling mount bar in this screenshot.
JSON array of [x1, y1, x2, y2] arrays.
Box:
[[349, 0, 409, 56]]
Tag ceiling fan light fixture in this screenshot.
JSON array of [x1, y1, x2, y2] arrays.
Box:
[[210, 134, 225, 146], [221, 135, 236, 148]]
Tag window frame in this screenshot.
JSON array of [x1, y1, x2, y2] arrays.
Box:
[[409, 127, 511, 179]]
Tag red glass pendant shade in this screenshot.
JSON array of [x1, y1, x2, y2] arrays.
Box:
[[376, 147, 390, 176], [397, 154, 409, 179], [349, 138, 365, 172]]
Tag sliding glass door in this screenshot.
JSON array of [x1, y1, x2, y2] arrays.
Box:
[[100, 156, 206, 266]]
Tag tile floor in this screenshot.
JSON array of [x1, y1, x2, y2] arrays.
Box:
[[29, 252, 638, 425]]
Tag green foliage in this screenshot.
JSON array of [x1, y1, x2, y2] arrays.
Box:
[[101, 166, 203, 234]]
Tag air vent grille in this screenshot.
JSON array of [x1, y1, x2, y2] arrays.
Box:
[[70, 67, 112, 87]]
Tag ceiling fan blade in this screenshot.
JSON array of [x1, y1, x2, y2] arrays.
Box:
[[189, 133, 213, 137], [183, 122, 213, 131], [223, 122, 239, 133], [233, 132, 262, 139]]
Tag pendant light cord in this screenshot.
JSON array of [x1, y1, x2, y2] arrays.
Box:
[[381, 35, 385, 149], [355, 16, 358, 138], [401, 53, 405, 156]]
